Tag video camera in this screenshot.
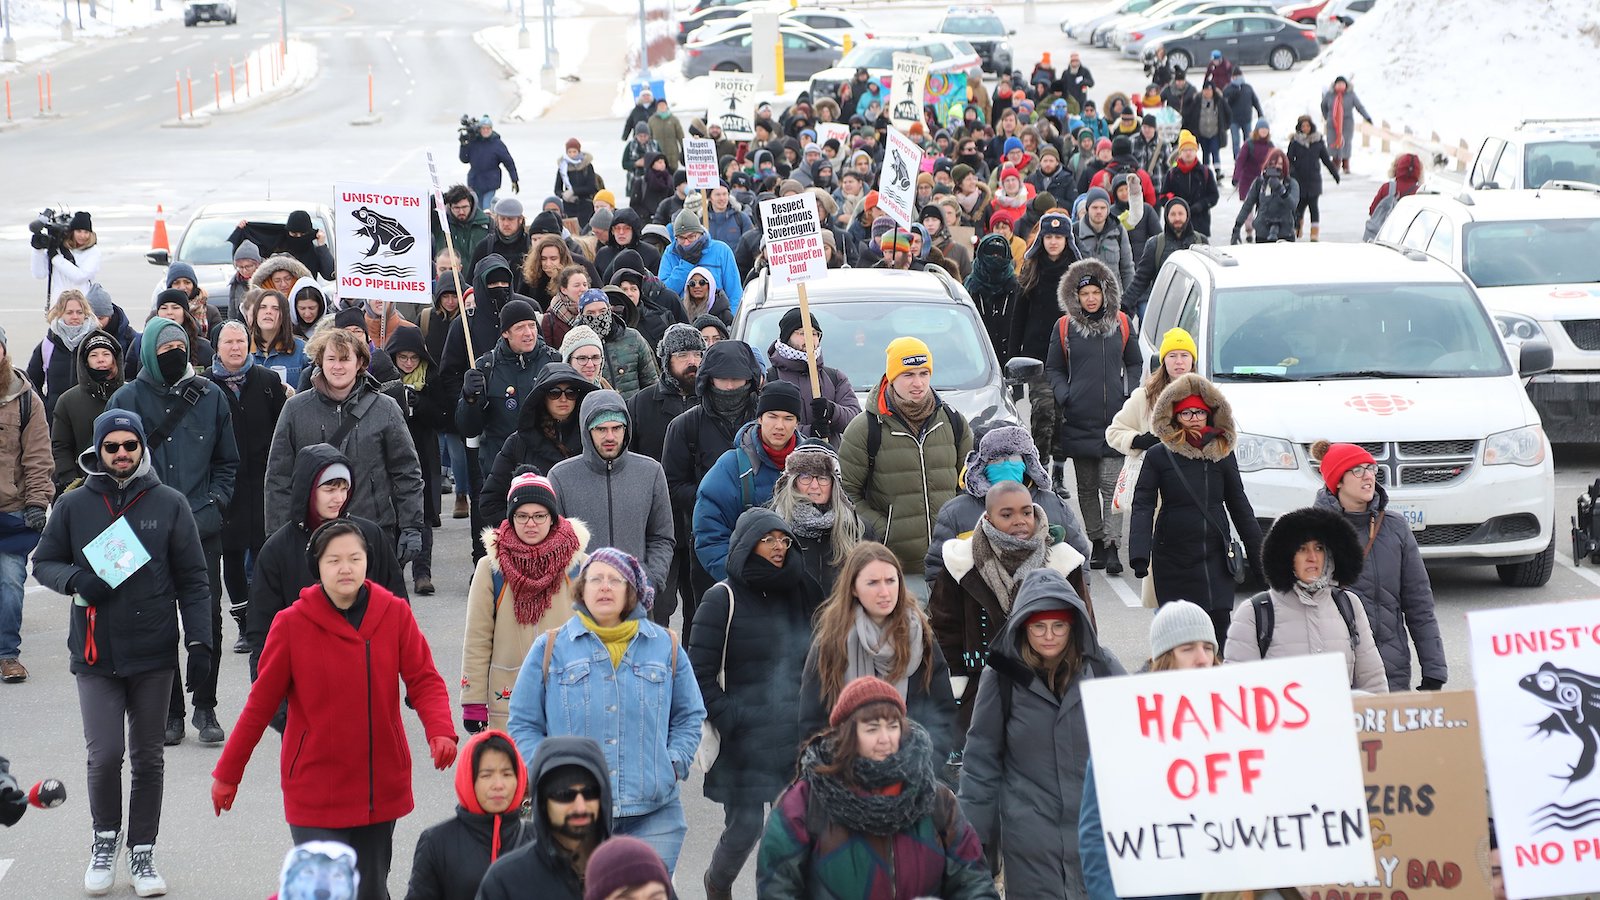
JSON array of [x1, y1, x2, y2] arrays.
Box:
[[28, 208, 73, 252], [458, 113, 480, 144]]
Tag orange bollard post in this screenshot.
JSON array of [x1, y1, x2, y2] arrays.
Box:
[[36, 72, 42, 115], [229, 60, 236, 103], [186, 68, 194, 116], [176, 71, 183, 119], [5, 79, 11, 122], [213, 65, 220, 110], [45, 71, 52, 112]]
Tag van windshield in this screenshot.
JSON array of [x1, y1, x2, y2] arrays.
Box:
[[1208, 283, 1510, 380], [743, 302, 993, 391], [1462, 218, 1600, 287]]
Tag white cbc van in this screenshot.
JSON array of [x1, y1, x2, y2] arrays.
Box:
[[1136, 242, 1557, 586]]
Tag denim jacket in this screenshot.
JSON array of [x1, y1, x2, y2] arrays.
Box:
[[252, 338, 308, 390], [506, 605, 706, 818]]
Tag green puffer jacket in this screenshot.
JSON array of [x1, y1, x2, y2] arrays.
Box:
[[839, 379, 972, 575], [598, 315, 659, 401]]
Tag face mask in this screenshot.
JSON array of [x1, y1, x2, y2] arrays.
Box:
[[579, 313, 613, 339], [88, 367, 115, 384], [485, 285, 511, 306], [986, 460, 1026, 485], [708, 385, 749, 421], [157, 346, 189, 384]]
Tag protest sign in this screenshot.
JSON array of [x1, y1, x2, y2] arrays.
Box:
[[1469, 599, 1600, 900], [876, 127, 923, 229], [927, 71, 967, 126], [684, 137, 720, 191], [334, 181, 430, 305], [759, 195, 826, 286], [710, 71, 758, 139], [1081, 654, 1375, 895], [1301, 692, 1492, 900], [889, 52, 930, 131], [816, 121, 850, 150]]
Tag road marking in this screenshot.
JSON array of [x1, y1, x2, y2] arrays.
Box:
[[97, 74, 114, 83], [129, 36, 149, 43], [134, 93, 153, 102], [124, 65, 139, 73], [0, 859, 11, 883], [1556, 549, 1600, 590], [159, 35, 179, 42], [1105, 572, 1143, 609], [221, 33, 242, 41]]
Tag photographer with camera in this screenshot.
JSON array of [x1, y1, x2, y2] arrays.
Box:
[[29, 210, 100, 307], [459, 114, 519, 212]]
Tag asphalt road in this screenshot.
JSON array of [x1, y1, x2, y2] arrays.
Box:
[[2, 1, 1597, 897]]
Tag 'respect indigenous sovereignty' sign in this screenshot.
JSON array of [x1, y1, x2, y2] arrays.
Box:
[[334, 181, 430, 305], [1081, 654, 1375, 896], [759, 195, 826, 286], [1469, 599, 1600, 900]]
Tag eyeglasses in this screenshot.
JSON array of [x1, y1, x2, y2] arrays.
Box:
[[102, 440, 141, 453], [1176, 409, 1209, 420], [548, 785, 600, 803], [449, 202, 473, 213], [687, 278, 709, 287], [513, 511, 552, 525], [547, 387, 582, 399], [795, 474, 832, 486], [571, 353, 603, 365], [759, 535, 793, 548], [1027, 620, 1071, 637], [1347, 464, 1379, 478]]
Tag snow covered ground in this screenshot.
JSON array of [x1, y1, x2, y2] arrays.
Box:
[[1, 0, 184, 72]]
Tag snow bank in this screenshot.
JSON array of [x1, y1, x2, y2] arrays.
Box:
[[1, 0, 183, 71], [1269, 0, 1600, 148]]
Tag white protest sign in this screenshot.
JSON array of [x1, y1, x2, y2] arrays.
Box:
[[683, 137, 720, 191], [710, 71, 759, 140], [334, 182, 431, 305], [876, 126, 923, 229], [759, 195, 826, 285], [1469, 599, 1600, 900], [816, 121, 850, 150], [889, 52, 930, 132], [1081, 654, 1374, 895]]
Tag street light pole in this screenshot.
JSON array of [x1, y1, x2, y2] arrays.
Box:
[[637, 0, 650, 82], [2, 0, 16, 63], [59, 0, 71, 40], [518, 0, 529, 49]]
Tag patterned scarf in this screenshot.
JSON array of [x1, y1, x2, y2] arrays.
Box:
[[772, 340, 809, 362], [494, 516, 581, 626], [846, 605, 924, 697], [970, 509, 1049, 613], [801, 723, 938, 836], [1293, 557, 1336, 604], [788, 501, 835, 541], [1331, 90, 1346, 150]]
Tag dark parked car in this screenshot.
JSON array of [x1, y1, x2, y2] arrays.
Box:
[[1143, 12, 1318, 70], [184, 1, 237, 26]]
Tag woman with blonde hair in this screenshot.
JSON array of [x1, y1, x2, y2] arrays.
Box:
[[29, 289, 97, 418], [767, 440, 867, 594]]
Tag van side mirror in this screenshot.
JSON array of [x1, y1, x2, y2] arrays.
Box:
[[1148, 353, 1160, 374], [146, 249, 170, 267], [1005, 356, 1043, 400], [1519, 341, 1553, 377]]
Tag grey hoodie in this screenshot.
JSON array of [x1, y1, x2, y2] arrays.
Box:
[[546, 390, 676, 593]]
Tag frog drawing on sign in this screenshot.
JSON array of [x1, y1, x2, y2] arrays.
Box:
[[350, 206, 416, 257], [1521, 662, 1600, 783]]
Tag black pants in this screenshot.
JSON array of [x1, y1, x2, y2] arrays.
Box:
[[171, 533, 222, 717], [686, 555, 716, 647], [290, 821, 396, 900], [78, 668, 173, 845], [468, 449, 488, 564], [1295, 192, 1322, 225], [221, 542, 261, 632], [1210, 607, 1231, 656], [705, 802, 767, 891], [653, 524, 696, 632]]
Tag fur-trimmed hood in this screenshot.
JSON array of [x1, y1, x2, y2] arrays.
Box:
[[479, 518, 591, 574], [961, 424, 1051, 498], [1057, 257, 1123, 337], [1261, 506, 1363, 593], [249, 254, 313, 290], [1151, 372, 1236, 461]]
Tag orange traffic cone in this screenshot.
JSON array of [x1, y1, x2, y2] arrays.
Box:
[[152, 205, 170, 252]]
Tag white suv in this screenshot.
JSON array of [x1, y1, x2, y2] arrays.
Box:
[[1467, 118, 1600, 190], [1376, 185, 1600, 442], [1138, 242, 1556, 585]]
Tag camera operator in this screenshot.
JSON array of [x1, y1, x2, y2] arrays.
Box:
[[29, 211, 100, 305], [459, 114, 519, 212]]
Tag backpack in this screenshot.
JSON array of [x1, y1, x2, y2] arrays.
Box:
[[1057, 311, 1130, 361], [859, 403, 967, 502], [1363, 179, 1399, 242], [1251, 589, 1359, 659]]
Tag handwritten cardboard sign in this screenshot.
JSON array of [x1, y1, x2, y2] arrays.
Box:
[[1302, 692, 1493, 900], [876, 126, 922, 229], [1469, 599, 1600, 900], [1081, 654, 1375, 894]]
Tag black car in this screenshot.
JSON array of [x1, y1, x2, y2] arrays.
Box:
[[183, 0, 237, 26], [1144, 12, 1317, 71], [935, 6, 1014, 75]]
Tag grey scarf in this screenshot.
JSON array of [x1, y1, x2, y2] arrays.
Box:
[[1294, 557, 1336, 603], [847, 605, 923, 697], [971, 509, 1050, 613], [789, 501, 835, 542]]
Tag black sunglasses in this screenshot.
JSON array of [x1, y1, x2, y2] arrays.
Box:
[[102, 440, 141, 453], [548, 785, 600, 803], [548, 387, 582, 399]]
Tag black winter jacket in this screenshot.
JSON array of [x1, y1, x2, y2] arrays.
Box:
[[593, 210, 661, 280], [474, 736, 614, 900], [1287, 131, 1339, 197], [480, 364, 598, 526], [206, 364, 286, 553], [381, 327, 454, 525], [1126, 199, 1207, 312], [661, 341, 759, 518], [1046, 259, 1142, 458], [26, 331, 78, 420], [1162, 159, 1220, 237], [457, 336, 562, 473], [469, 229, 532, 296], [1010, 243, 1080, 364], [627, 372, 698, 463], [50, 332, 124, 492]]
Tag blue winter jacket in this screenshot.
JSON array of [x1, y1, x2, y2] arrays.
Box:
[[706, 206, 753, 250], [692, 420, 785, 582], [1079, 757, 1199, 900], [252, 338, 308, 389], [459, 132, 520, 197], [506, 602, 705, 819], [658, 235, 743, 311]]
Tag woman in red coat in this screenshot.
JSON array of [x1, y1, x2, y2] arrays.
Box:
[[210, 520, 458, 900]]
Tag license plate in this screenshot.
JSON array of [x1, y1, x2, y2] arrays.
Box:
[[1391, 504, 1426, 531]]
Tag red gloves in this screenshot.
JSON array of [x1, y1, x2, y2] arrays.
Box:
[[211, 779, 237, 816], [429, 736, 458, 771]]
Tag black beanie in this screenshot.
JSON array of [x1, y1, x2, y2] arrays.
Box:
[[1111, 136, 1132, 158], [506, 470, 561, 518], [756, 380, 803, 418], [286, 210, 314, 233], [499, 299, 538, 333], [334, 307, 367, 333], [155, 288, 189, 310], [1077, 269, 1106, 292], [778, 307, 821, 344], [69, 211, 93, 232]]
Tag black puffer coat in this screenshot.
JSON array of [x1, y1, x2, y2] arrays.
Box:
[[1127, 373, 1264, 611], [480, 363, 598, 526], [1045, 258, 1142, 459], [381, 326, 454, 526], [207, 363, 287, 554], [626, 368, 697, 462], [688, 509, 823, 806], [1010, 237, 1080, 363], [405, 731, 536, 900]]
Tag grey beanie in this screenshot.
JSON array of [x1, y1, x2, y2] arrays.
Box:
[[1149, 600, 1217, 659], [233, 240, 263, 263], [86, 283, 115, 318], [589, 207, 615, 233], [673, 207, 705, 237], [0, 324, 8, 349], [656, 322, 706, 367]]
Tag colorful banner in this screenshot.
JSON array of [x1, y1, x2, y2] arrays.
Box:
[[927, 71, 967, 127]]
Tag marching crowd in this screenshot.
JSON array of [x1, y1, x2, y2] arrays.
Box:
[[0, 46, 1460, 900]]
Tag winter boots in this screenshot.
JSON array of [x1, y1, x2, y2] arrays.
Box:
[[128, 844, 168, 897], [1310, 224, 1321, 242], [1341, 158, 1351, 174], [1104, 543, 1124, 576], [164, 716, 183, 746], [453, 493, 469, 519], [85, 830, 120, 895], [193, 707, 225, 745]]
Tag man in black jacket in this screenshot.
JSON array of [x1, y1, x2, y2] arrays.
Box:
[[33, 409, 211, 896], [476, 736, 612, 900], [628, 324, 706, 627]]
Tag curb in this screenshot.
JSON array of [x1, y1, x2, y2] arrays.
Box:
[[159, 117, 212, 129], [189, 41, 320, 123], [472, 27, 525, 121]]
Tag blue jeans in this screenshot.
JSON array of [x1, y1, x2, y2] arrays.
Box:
[[1200, 135, 1221, 168], [613, 800, 687, 875], [0, 552, 27, 658], [440, 433, 471, 496], [1229, 122, 1247, 159], [477, 189, 497, 212]]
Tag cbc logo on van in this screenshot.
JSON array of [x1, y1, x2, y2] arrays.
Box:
[[1345, 393, 1414, 416]]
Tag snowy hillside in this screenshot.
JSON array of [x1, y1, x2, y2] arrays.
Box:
[[1267, 0, 1600, 151]]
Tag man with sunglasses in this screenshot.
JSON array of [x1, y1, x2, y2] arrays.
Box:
[[477, 735, 612, 900], [34, 409, 212, 896]]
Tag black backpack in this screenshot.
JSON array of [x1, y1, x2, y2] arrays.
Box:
[[1251, 589, 1359, 658], [859, 406, 966, 502]]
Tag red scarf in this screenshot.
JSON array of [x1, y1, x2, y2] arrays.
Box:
[[763, 434, 797, 470], [1331, 89, 1346, 150], [494, 517, 581, 625]]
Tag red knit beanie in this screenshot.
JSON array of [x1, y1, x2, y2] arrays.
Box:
[[1172, 394, 1211, 416], [1026, 608, 1073, 627], [829, 676, 906, 727], [1320, 442, 1376, 494]]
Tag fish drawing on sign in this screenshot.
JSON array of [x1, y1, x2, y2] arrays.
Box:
[[889, 151, 911, 191], [1522, 662, 1600, 783], [350, 206, 416, 257]]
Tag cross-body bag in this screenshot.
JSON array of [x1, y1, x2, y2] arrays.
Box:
[[694, 581, 735, 774], [145, 380, 209, 445], [1163, 451, 1247, 584]]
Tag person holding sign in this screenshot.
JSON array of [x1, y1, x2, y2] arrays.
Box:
[[1224, 506, 1389, 692], [763, 310, 859, 444], [33, 409, 213, 897]]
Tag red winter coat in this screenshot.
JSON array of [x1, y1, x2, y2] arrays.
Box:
[[214, 581, 457, 829]]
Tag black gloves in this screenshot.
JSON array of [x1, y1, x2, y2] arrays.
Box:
[[22, 506, 46, 532], [461, 368, 487, 402], [810, 397, 834, 438], [1131, 558, 1149, 580], [1130, 432, 1159, 450], [185, 642, 213, 694], [1418, 677, 1445, 691], [72, 572, 114, 606], [397, 529, 423, 565], [1230, 229, 1242, 245], [30, 233, 50, 251], [463, 718, 487, 735]]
